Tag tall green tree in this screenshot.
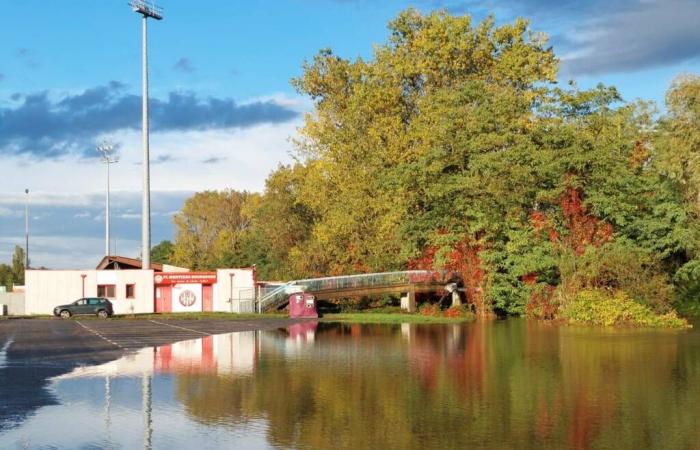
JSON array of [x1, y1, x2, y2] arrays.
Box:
[[151, 240, 175, 265], [11, 245, 25, 286], [240, 164, 316, 280], [656, 74, 700, 213], [291, 9, 557, 280], [654, 74, 700, 305], [172, 190, 258, 270]]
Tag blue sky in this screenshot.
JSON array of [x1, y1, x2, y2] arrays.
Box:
[[1, 0, 699, 268]]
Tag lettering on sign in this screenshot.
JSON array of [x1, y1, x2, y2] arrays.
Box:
[[154, 272, 217, 285]]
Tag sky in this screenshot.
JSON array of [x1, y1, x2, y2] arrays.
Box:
[[1, 0, 699, 269]]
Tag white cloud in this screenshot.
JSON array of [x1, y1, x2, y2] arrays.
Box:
[[0, 118, 304, 268], [0, 206, 22, 218], [0, 235, 139, 269], [117, 213, 140, 220], [0, 119, 301, 200]]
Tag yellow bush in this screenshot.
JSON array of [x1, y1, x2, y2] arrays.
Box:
[[560, 289, 689, 328]]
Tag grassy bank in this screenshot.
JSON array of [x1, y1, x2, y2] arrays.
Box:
[[105, 312, 287, 321], [320, 312, 475, 324]]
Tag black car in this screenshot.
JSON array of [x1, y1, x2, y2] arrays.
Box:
[[53, 298, 114, 319]]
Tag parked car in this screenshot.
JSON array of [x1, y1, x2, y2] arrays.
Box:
[[53, 298, 114, 319]]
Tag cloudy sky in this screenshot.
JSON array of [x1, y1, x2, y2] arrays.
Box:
[[1, 0, 699, 268]]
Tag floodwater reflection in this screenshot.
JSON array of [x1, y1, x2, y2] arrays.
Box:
[[1, 320, 700, 449]]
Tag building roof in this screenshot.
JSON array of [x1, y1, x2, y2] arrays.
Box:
[[96, 255, 164, 271]]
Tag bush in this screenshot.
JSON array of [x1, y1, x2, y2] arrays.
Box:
[[418, 303, 476, 320], [418, 303, 442, 317], [444, 305, 475, 320], [560, 289, 688, 328], [557, 242, 674, 313]]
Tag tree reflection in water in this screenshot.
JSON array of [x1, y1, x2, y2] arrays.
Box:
[[171, 321, 700, 450]]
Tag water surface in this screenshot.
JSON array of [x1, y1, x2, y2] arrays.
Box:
[[1, 320, 699, 449]]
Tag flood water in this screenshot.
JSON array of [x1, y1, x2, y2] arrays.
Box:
[[2, 319, 700, 450]]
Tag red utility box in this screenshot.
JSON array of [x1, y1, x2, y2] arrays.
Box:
[[289, 292, 318, 318]]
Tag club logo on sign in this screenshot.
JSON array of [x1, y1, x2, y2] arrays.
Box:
[[179, 289, 197, 307]]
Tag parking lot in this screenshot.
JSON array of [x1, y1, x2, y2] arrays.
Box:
[[0, 317, 305, 428], [0, 317, 301, 362]]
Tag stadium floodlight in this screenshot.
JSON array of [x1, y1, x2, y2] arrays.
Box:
[[130, 0, 163, 270], [129, 0, 163, 20], [97, 142, 119, 256]]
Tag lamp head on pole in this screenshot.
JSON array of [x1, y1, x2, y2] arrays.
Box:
[[129, 0, 164, 20], [97, 141, 119, 164]]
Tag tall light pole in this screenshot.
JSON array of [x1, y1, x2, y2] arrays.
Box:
[[97, 142, 118, 256], [24, 188, 29, 269], [130, 0, 162, 270]]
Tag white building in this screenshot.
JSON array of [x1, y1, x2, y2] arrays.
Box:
[[24, 256, 258, 316]]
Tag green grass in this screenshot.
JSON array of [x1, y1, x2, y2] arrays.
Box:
[[106, 312, 287, 321], [320, 312, 475, 324]]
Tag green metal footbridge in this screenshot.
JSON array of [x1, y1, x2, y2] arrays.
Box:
[[258, 270, 457, 312]]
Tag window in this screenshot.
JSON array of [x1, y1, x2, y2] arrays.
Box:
[[88, 298, 103, 305], [75, 299, 87, 305], [126, 284, 136, 299], [98, 285, 116, 298]]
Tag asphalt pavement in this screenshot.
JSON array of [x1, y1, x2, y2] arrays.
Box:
[[0, 317, 302, 431]]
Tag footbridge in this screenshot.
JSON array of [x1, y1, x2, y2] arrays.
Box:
[[258, 270, 460, 313]]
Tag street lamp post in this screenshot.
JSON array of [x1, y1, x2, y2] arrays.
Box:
[[24, 188, 29, 269], [130, 0, 163, 270], [97, 142, 118, 256]]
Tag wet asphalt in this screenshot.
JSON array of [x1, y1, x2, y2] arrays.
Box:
[[0, 317, 303, 431]]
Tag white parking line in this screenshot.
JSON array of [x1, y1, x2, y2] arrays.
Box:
[[148, 320, 211, 336], [75, 321, 124, 349]]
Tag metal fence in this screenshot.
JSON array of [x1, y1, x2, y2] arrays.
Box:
[[233, 288, 256, 314]]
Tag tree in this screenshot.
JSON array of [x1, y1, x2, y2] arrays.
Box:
[[656, 74, 700, 213], [172, 190, 258, 270], [291, 10, 557, 282], [240, 164, 316, 280], [654, 74, 700, 307], [11, 245, 25, 286], [151, 240, 175, 265], [0, 264, 13, 291], [172, 9, 700, 318]]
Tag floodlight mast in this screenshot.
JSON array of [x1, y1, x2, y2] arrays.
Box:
[[97, 142, 118, 257], [130, 0, 163, 20], [130, 0, 163, 270]]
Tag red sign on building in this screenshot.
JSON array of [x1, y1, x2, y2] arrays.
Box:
[[154, 272, 217, 285]]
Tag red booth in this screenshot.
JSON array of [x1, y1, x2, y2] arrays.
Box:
[[289, 292, 318, 318]]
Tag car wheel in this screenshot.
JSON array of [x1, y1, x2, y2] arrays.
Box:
[[97, 310, 109, 319], [59, 310, 72, 319]]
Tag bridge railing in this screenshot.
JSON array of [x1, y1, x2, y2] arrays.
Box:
[[258, 270, 446, 312]]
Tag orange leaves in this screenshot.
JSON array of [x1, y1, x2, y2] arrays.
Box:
[[559, 188, 613, 255]]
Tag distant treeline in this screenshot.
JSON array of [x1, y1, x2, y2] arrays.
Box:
[[157, 10, 700, 320]]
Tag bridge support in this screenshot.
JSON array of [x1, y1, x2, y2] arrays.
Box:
[[400, 288, 416, 313], [451, 290, 462, 308]]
